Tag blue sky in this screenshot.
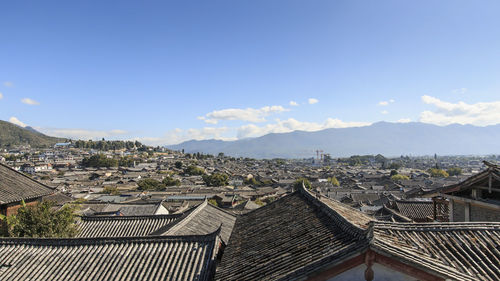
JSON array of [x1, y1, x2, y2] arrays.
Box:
[[1, 0, 499, 145]]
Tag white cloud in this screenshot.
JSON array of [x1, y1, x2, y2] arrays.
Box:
[[289, 101, 299, 106], [138, 127, 236, 146], [3, 81, 13, 87], [397, 118, 411, 123], [21, 98, 40, 105], [378, 99, 395, 106], [138, 118, 371, 146], [200, 105, 288, 124], [37, 127, 128, 140], [308, 98, 319, 104], [9, 117, 27, 127], [0, 92, 3, 99], [420, 95, 500, 126], [237, 118, 371, 139], [381, 110, 389, 114], [452, 88, 467, 94]]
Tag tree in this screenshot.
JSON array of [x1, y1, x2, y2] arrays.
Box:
[[328, 176, 340, 186], [0, 201, 78, 238], [202, 173, 229, 187], [174, 161, 183, 169], [293, 177, 311, 190], [390, 170, 398, 176], [388, 162, 402, 170], [81, 154, 118, 168], [208, 199, 219, 207], [447, 167, 462, 176], [162, 176, 181, 187], [102, 186, 119, 195], [183, 165, 205, 176], [428, 168, 449, 178], [137, 178, 166, 191], [391, 174, 410, 181]]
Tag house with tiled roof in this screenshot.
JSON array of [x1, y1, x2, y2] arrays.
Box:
[[0, 230, 221, 281], [437, 161, 500, 222], [215, 184, 500, 281], [0, 163, 55, 217]]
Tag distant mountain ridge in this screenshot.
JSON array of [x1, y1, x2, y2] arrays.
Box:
[[167, 122, 500, 158], [0, 120, 66, 148]]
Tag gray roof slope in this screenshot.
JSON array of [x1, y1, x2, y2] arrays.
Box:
[[372, 222, 500, 281], [76, 214, 183, 237], [216, 185, 500, 281], [153, 200, 236, 245], [0, 231, 220, 281], [0, 163, 54, 205], [395, 200, 434, 221], [215, 189, 370, 281]]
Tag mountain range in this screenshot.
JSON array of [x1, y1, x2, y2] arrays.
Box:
[[167, 122, 500, 158], [0, 120, 66, 148]]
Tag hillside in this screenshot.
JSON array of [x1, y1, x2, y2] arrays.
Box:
[[167, 122, 500, 158], [0, 120, 66, 148]]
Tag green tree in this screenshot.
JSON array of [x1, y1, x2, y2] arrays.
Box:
[[208, 199, 219, 207], [137, 178, 166, 191], [446, 167, 462, 176], [0, 201, 78, 238], [293, 177, 311, 190], [174, 161, 183, 169], [162, 176, 181, 187], [202, 173, 229, 187], [102, 186, 119, 195], [81, 154, 118, 168], [183, 165, 205, 176]]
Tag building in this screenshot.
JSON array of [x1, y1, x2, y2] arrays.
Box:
[[439, 161, 500, 222], [0, 163, 55, 217], [215, 184, 500, 281]]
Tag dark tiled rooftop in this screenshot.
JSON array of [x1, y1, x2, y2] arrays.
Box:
[[0, 163, 54, 205]]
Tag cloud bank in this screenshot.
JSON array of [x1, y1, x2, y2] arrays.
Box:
[[420, 95, 500, 126]]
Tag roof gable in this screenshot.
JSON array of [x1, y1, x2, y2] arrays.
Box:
[[0, 163, 54, 205]]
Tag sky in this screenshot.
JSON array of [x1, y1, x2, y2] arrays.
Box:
[[1, 0, 499, 145]]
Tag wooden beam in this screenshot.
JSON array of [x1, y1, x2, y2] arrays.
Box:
[[489, 174, 492, 193], [439, 193, 500, 210]]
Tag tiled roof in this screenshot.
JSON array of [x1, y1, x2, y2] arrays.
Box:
[[153, 200, 236, 245], [0, 231, 220, 281], [216, 184, 500, 281], [351, 193, 380, 203], [215, 188, 370, 281], [395, 200, 435, 221], [0, 163, 54, 205], [372, 222, 500, 281], [79, 202, 163, 216], [76, 214, 183, 237]]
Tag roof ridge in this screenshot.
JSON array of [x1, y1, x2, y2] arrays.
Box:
[[298, 184, 371, 238], [0, 229, 221, 245], [236, 191, 298, 217], [373, 221, 500, 231], [163, 200, 208, 235], [80, 213, 184, 221], [0, 162, 56, 191]]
